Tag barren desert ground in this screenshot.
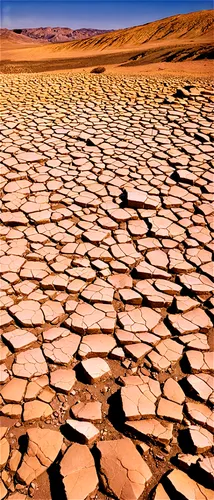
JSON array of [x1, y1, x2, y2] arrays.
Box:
[[0, 7, 214, 500], [0, 69, 213, 500]]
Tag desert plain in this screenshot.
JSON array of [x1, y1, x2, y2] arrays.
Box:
[[0, 8, 213, 500]]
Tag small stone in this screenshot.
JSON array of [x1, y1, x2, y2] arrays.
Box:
[[0, 480, 7, 500], [124, 343, 152, 363], [43, 333, 81, 365], [12, 348, 48, 378], [78, 334, 116, 359], [185, 351, 213, 373], [126, 418, 173, 445], [153, 483, 170, 500], [0, 437, 10, 470], [2, 329, 37, 351], [166, 468, 213, 500], [0, 378, 27, 404], [121, 378, 160, 420], [17, 428, 63, 485], [0, 404, 22, 418], [23, 401, 53, 422], [97, 438, 152, 500], [163, 378, 185, 404], [70, 401, 102, 422], [184, 425, 213, 453], [157, 398, 183, 422], [50, 368, 76, 393], [9, 300, 44, 327], [185, 401, 214, 432], [196, 456, 214, 487], [80, 357, 111, 384], [8, 450, 22, 472], [60, 443, 98, 500], [177, 452, 199, 471], [138, 442, 150, 454], [66, 419, 99, 445]]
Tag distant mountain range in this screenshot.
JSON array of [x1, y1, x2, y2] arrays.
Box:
[[12, 27, 111, 43]]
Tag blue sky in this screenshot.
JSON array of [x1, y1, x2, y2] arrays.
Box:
[[1, 0, 212, 30]]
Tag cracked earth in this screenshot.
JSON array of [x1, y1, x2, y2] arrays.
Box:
[[0, 72, 213, 500]]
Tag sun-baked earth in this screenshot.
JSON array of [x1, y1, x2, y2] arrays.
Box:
[[0, 72, 213, 500]]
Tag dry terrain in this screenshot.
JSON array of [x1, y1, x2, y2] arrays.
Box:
[[0, 70, 213, 500], [0, 7, 214, 500], [1, 10, 213, 75]]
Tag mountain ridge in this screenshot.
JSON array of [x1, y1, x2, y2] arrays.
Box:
[[12, 27, 111, 43], [65, 10, 213, 52]]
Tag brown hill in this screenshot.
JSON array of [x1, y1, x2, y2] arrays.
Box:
[[59, 9, 214, 52], [13, 27, 111, 43], [0, 28, 44, 48]]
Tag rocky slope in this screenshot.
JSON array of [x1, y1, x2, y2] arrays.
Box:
[[13, 27, 111, 43]]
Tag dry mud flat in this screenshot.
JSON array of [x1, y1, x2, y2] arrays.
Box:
[[0, 73, 213, 500]]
